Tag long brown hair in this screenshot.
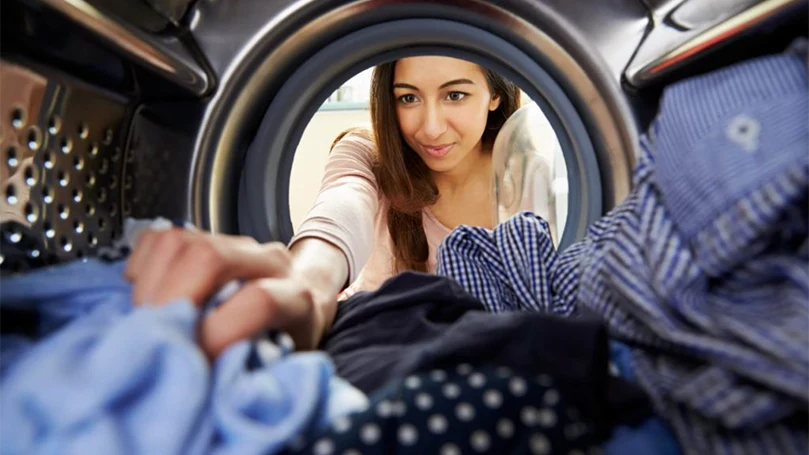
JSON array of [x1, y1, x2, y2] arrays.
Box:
[[369, 59, 521, 273]]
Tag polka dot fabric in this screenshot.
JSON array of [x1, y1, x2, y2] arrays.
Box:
[[285, 365, 600, 454]]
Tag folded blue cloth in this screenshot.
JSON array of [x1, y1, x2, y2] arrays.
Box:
[[0, 258, 368, 455]]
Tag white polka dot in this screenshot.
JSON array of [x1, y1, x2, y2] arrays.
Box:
[[483, 389, 502, 409], [536, 374, 553, 386], [398, 424, 418, 446], [415, 392, 433, 410], [360, 423, 380, 445], [343, 450, 362, 455], [496, 366, 511, 377], [376, 400, 393, 418], [456, 402, 475, 421], [289, 434, 306, 451], [568, 450, 586, 455], [332, 416, 352, 434], [471, 430, 491, 452], [538, 408, 557, 427], [530, 433, 551, 454], [509, 377, 527, 396], [441, 443, 461, 455], [443, 383, 461, 399], [313, 438, 334, 455], [405, 375, 422, 389], [428, 414, 448, 434], [468, 372, 486, 388], [497, 418, 515, 439], [431, 369, 448, 382], [521, 406, 538, 426], [457, 363, 473, 375], [543, 389, 560, 406]]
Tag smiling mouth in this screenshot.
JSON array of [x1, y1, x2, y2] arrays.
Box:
[[422, 143, 454, 157]]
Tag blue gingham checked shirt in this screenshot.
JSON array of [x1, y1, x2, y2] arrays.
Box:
[[436, 42, 808, 455], [434, 213, 578, 315]]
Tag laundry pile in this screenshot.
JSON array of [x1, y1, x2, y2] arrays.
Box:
[[437, 41, 809, 454]]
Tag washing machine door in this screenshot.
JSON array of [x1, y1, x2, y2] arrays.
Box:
[[1, 0, 804, 271]]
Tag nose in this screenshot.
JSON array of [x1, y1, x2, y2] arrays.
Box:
[[421, 102, 447, 140]]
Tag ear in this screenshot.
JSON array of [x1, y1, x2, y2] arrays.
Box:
[[489, 94, 502, 111]]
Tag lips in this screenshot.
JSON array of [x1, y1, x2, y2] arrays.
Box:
[[422, 143, 454, 157]]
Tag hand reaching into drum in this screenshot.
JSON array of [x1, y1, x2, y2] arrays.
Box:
[[124, 229, 348, 359]]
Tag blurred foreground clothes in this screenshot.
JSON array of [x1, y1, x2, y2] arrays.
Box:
[[284, 365, 600, 455], [437, 41, 809, 454], [0, 223, 368, 455]]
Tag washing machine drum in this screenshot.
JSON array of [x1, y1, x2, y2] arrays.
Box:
[[0, 0, 646, 271]]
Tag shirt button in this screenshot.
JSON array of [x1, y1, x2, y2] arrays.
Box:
[[726, 115, 761, 153]]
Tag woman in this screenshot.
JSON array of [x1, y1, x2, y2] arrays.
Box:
[[125, 56, 520, 358]]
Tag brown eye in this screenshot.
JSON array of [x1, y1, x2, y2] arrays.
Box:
[[447, 91, 468, 101], [398, 94, 418, 104]]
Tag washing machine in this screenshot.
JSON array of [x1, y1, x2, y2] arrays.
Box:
[[0, 0, 805, 272]]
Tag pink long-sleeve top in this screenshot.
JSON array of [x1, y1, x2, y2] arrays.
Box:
[[289, 132, 452, 299]]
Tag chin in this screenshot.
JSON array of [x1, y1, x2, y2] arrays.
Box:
[[422, 155, 462, 173]]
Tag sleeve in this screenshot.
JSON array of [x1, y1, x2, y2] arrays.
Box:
[[288, 132, 380, 285]]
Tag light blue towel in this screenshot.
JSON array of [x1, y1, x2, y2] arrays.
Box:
[[0, 258, 368, 455]]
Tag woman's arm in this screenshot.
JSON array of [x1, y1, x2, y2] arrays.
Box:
[[125, 131, 380, 358], [290, 131, 379, 286], [284, 237, 348, 348]]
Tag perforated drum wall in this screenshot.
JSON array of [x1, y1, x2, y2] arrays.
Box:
[[0, 61, 131, 273]]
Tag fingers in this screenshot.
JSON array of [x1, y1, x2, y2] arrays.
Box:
[[122, 227, 319, 360], [124, 227, 292, 307], [124, 228, 163, 282], [198, 278, 317, 359], [150, 240, 291, 306], [128, 229, 190, 305]]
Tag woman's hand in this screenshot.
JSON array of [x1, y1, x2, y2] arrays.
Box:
[[124, 229, 348, 359]]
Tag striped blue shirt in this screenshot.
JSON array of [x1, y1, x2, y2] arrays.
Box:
[[436, 42, 809, 455]]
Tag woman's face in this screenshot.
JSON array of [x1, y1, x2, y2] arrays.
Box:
[[393, 56, 501, 174]]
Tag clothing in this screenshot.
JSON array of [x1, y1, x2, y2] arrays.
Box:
[[0, 232, 368, 455], [436, 213, 575, 315], [289, 132, 450, 298], [492, 100, 563, 239], [436, 45, 809, 454], [433, 206, 683, 455], [604, 419, 681, 455], [319, 272, 652, 439], [605, 342, 682, 455], [284, 365, 599, 455]]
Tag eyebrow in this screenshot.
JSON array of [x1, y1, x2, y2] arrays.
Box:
[[393, 78, 477, 91]]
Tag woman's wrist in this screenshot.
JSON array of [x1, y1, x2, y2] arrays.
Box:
[[286, 237, 349, 348]]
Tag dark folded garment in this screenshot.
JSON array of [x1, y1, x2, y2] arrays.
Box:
[[320, 272, 652, 437]]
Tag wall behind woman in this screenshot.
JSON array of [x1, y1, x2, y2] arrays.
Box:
[[289, 108, 371, 231]]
